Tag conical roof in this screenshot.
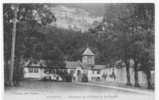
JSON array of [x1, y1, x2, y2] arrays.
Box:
[[82, 48, 95, 56]]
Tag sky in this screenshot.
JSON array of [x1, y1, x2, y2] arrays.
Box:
[[51, 3, 106, 17]]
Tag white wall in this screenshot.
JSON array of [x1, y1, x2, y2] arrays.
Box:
[[97, 67, 154, 87], [24, 67, 44, 79], [129, 67, 148, 86], [87, 70, 102, 81], [82, 56, 95, 65]]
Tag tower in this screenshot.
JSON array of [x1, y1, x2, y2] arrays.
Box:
[[82, 48, 95, 65]]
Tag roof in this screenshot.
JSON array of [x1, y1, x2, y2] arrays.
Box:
[[81, 64, 106, 70], [82, 48, 95, 56], [65, 61, 83, 69], [82, 64, 94, 70], [93, 65, 106, 70], [24, 59, 47, 67]]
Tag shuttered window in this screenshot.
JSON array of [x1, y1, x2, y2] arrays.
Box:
[[29, 68, 33, 73]]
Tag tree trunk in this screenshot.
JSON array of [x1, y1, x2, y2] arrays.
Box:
[[134, 61, 140, 87], [146, 71, 152, 89], [125, 60, 131, 86], [9, 5, 18, 86], [4, 60, 10, 86], [13, 57, 21, 86]]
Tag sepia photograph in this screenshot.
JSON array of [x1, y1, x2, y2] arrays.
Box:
[[3, 2, 155, 100]]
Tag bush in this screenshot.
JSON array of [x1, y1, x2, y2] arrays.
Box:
[[81, 74, 88, 82]]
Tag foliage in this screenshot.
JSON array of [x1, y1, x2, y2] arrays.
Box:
[[4, 4, 56, 60], [4, 4, 154, 88], [87, 3, 154, 87], [3, 4, 56, 85]]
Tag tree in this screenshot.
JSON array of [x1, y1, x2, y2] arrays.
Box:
[[3, 4, 56, 86], [120, 3, 154, 87], [91, 4, 154, 87], [100, 4, 136, 85]]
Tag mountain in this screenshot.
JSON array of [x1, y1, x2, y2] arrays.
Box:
[[49, 5, 103, 32]]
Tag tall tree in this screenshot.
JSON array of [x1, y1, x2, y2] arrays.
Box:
[[102, 4, 136, 85], [119, 3, 154, 87], [3, 4, 56, 86]]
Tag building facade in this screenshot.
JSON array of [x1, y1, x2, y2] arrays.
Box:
[[23, 59, 46, 80], [82, 48, 95, 65]]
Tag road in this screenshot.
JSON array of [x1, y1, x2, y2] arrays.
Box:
[[4, 80, 154, 100]]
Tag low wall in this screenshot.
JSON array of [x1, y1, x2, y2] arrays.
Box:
[[99, 67, 154, 87]]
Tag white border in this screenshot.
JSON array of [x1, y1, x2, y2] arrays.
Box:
[[2, 0, 157, 3], [155, 1, 159, 100], [0, 1, 158, 100]]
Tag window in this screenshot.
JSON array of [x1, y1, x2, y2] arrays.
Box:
[[87, 56, 92, 64], [29, 68, 33, 73], [34, 68, 39, 73], [92, 71, 95, 74]]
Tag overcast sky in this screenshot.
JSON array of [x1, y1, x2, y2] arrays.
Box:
[[51, 3, 106, 16]]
